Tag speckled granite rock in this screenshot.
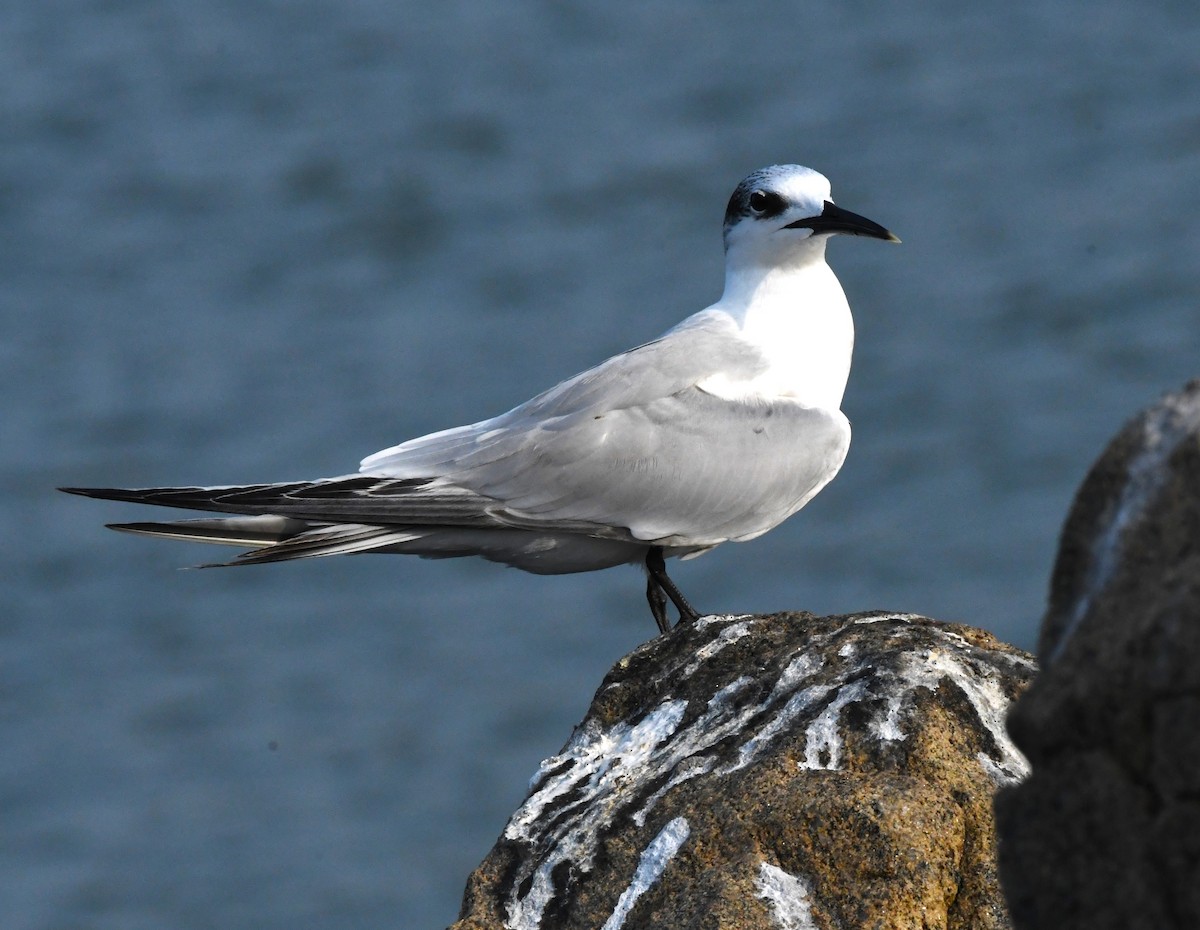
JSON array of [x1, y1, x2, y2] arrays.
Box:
[[996, 381, 1200, 930], [452, 612, 1034, 930]]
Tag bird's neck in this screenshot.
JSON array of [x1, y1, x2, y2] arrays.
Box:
[[711, 247, 855, 410]]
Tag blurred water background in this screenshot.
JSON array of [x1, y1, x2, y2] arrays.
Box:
[[4, 1, 1199, 926]]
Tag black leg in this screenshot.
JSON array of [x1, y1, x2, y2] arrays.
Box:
[[644, 546, 701, 629], [646, 573, 670, 635]]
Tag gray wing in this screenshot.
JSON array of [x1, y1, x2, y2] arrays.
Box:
[[475, 387, 849, 546], [362, 311, 851, 547], [361, 310, 763, 474]]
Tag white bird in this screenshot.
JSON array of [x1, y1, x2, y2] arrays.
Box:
[[63, 165, 897, 634]]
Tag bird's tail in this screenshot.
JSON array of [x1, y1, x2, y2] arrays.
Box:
[[58, 478, 639, 572], [58, 482, 433, 566]]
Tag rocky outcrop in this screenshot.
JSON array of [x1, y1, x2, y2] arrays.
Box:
[[996, 381, 1200, 930], [452, 612, 1034, 930]]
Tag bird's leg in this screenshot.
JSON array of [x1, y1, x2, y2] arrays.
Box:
[[645, 546, 701, 629], [646, 573, 670, 635]]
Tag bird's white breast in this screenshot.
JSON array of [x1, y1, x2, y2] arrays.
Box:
[[698, 257, 855, 410]]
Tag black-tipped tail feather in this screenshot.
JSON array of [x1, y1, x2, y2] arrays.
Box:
[[61, 477, 436, 519], [107, 515, 313, 548], [59, 478, 513, 567], [58, 477, 521, 530], [105, 517, 423, 566]]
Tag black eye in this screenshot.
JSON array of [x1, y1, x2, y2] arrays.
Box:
[[748, 189, 782, 216]]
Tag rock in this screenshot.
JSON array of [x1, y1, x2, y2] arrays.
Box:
[[996, 380, 1200, 930], [452, 612, 1034, 930]]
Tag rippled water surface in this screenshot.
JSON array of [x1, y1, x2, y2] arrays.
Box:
[[4, 2, 1199, 926]]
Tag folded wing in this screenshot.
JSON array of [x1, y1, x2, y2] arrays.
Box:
[[63, 310, 850, 565]]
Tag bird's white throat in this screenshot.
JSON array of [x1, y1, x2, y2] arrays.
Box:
[[699, 246, 855, 410]]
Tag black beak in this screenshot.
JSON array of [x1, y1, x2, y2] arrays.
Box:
[[784, 201, 900, 242]]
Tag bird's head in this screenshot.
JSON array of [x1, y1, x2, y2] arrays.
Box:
[[722, 165, 899, 263]]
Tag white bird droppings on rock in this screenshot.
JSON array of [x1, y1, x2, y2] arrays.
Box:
[[599, 817, 691, 930], [756, 861, 819, 930], [504, 700, 688, 930], [695, 613, 753, 630], [899, 649, 1030, 782], [683, 619, 756, 676], [798, 679, 868, 771]]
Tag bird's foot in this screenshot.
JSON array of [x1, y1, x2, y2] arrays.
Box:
[[644, 546, 701, 633]]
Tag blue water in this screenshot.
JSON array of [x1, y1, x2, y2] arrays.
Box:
[[4, 1, 1199, 926]]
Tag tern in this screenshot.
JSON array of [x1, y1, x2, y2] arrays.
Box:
[[62, 165, 897, 634]]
